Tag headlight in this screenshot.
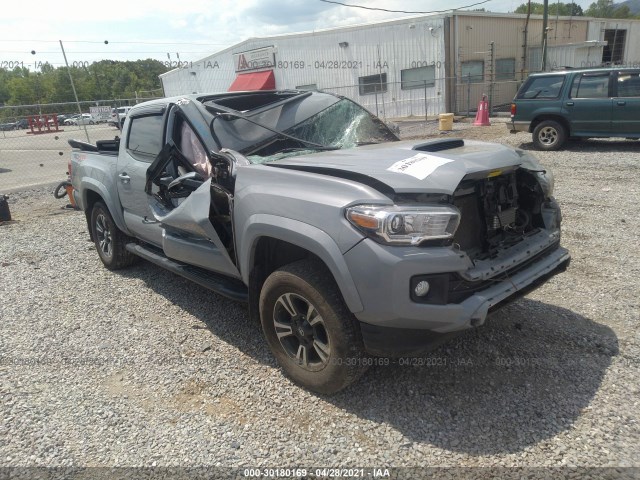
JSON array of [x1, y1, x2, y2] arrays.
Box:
[[345, 204, 460, 245]]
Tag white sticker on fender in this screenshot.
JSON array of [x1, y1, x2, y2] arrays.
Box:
[[387, 154, 453, 180]]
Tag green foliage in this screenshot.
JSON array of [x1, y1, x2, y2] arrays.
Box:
[[514, 1, 584, 16], [584, 0, 638, 17], [0, 59, 168, 115]]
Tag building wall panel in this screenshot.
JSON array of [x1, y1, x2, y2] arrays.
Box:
[[159, 13, 640, 117]]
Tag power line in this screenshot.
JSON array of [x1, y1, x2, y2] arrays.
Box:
[[0, 40, 229, 46], [3, 51, 215, 54], [318, 0, 492, 13], [107, 41, 229, 46]]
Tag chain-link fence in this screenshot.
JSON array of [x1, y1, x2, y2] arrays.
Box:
[[0, 97, 161, 192], [321, 81, 445, 122], [454, 78, 520, 116], [321, 77, 520, 121]]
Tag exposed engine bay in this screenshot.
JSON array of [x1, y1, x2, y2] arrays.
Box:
[[452, 168, 548, 261]]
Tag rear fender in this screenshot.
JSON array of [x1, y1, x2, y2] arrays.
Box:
[[81, 177, 130, 235]]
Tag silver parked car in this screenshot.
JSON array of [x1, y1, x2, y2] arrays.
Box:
[[70, 113, 95, 125]]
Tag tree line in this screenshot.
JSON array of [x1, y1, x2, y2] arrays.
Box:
[[514, 0, 639, 18], [0, 59, 168, 118]]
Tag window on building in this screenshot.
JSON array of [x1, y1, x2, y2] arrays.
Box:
[[295, 84, 318, 91], [602, 29, 626, 65], [358, 73, 387, 95], [400, 65, 436, 90], [461, 61, 484, 83], [617, 71, 640, 97], [570, 73, 610, 99], [126, 114, 164, 161], [496, 58, 516, 81]]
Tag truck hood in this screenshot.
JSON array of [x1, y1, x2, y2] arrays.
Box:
[[269, 139, 527, 195]]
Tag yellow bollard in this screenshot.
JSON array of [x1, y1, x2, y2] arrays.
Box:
[[438, 113, 454, 131]]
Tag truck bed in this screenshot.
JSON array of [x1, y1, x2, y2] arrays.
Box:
[[68, 138, 120, 155]]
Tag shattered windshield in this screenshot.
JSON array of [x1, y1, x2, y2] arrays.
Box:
[[247, 99, 398, 163]]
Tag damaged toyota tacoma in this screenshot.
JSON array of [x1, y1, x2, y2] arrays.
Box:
[[69, 90, 570, 394]]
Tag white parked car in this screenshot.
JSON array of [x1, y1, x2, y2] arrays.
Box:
[[71, 114, 95, 126]]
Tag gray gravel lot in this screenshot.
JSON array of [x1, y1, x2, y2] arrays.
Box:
[[0, 121, 639, 473]]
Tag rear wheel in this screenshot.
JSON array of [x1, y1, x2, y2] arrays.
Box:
[[259, 259, 368, 394], [533, 120, 567, 151], [90, 202, 138, 270]]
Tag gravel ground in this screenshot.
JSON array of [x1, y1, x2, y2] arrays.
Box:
[[1, 121, 639, 476]]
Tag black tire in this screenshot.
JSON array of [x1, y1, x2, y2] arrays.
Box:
[[532, 120, 567, 151], [90, 202, 138, 270], [53, 181, 69, 199], [259, 259, 368, 395]]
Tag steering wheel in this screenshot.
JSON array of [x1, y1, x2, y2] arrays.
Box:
[[167, 171, 204, 198]]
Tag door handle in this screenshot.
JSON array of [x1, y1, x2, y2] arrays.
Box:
[[617, 101, 626, 106], [118, 172, 130, 184], [565, 102, 574, 106], [142, 216, 158, 224]]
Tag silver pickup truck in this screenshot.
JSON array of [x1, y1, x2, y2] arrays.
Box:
[[70, 90, 570, 394]]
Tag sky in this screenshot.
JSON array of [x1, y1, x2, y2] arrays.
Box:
[[0, 0, 598, 71]]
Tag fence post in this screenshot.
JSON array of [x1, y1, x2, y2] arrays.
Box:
[[488, 41, 495, 115], [424, 80, 428, 124], [374, 91, 379, 118], [467, 73, 471, 117]]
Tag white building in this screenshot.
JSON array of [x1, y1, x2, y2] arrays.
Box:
[[160, 12, 640, 118]]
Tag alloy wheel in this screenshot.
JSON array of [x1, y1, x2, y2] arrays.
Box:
[[272, 292, 331, 372], [95, 213, 113, 258]]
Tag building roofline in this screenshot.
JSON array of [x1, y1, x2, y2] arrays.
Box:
[[159, 10, 640, 78], [160, 11, 454, 78]]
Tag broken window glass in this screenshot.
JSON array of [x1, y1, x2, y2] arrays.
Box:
[[248, 99, 398, 163]]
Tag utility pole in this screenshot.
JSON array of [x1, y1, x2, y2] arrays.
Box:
[[488, 41, 495, 114], [541, 0, 549, 71], [522, 0, 532, 79], [60, 40, 90, 142]]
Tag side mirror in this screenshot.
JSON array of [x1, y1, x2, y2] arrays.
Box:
[[219, 148, 251, 166], [215, 148, 250, 192]]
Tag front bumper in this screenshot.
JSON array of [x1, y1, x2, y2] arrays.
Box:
[[343, 233, 570, 353], [358, 252, 569, 356], [508, 120, 530, 133]]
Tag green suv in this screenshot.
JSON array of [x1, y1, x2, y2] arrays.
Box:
[[509, 68, 640, 150]]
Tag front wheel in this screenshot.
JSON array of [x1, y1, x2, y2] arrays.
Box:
[[532, 120, 567, 151], [90, 202, 138, 270], [259, 259, 368, 395]]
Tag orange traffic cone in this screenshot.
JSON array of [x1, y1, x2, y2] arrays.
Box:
[[473, 94, 491, 126]]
